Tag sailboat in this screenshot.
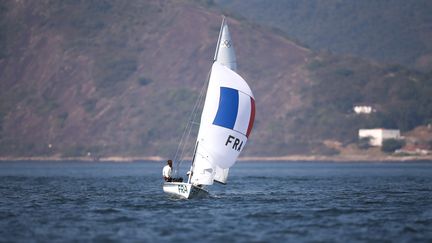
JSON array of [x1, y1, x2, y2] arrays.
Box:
[[163, 17, 255, 199]]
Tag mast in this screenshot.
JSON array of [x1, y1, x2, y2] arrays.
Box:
[[214, 16, 226, 62]]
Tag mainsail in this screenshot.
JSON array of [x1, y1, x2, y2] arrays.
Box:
[[190, 19, 255, 185]]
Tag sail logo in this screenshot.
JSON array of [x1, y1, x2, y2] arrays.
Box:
[[225, 135, 243, 151], [222, 40, 232, 48], [213, 87, 255, 137]]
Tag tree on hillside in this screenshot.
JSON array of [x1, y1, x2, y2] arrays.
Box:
[[358, 136, 372, 150], [381, 139, 405, 153]]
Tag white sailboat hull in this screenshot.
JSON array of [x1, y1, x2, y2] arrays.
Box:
[[163, 182, 209, 199]]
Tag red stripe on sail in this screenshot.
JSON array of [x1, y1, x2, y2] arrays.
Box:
[[246, 97, 255, 138]]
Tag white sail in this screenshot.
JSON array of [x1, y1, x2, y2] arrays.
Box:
[[212, 17, 237, 184], [190, 62, 255, 185], [213, 166, 229, 184], [214, 17, 237, 71]]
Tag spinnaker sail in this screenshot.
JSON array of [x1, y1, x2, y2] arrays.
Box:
[[190, 62, 255, 185]]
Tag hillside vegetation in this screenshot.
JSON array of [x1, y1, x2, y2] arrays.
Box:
[[297, 54, 432, 152], [0, 0, 431, 158], [215, 0, 432, 71]]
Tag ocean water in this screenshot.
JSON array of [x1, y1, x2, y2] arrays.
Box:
[[0, 161, 431, 242]]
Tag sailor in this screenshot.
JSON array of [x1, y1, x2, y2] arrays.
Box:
[[162, 160, 173, 182]]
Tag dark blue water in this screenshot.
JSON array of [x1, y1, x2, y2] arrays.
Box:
[[1, 161, 431, 242]]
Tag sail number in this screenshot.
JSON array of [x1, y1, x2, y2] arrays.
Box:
[[225, 135, 243, 151], [178, 184, 188, 194]]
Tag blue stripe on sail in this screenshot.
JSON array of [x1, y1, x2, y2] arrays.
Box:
[[213, 87, 239, 129]]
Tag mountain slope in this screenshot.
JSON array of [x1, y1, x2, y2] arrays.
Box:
[[0, 0, 311, 157], [215, 0, 432, 71], [0, 0, 431, 158]]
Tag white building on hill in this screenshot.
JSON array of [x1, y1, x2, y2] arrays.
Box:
[[353, 105, 375, 114], [358, 128, 401, 146]]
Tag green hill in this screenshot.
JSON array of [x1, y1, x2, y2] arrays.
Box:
[[215, 0, 432, 71], [0, 0, 431, 158], [294, 54, 432, 154]]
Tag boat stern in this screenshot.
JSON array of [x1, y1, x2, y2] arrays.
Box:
[[163, 182, 192, 199], [163, 182, 209, 199]]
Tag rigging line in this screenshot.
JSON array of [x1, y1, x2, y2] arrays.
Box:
[[174, 93, 204, 177], [176, 73, 209, 171], [173, 70, 210, 176], [173, 17, 225, 176], [177, 79, 206, 161], [172, 115, 195, 176], [176, 119, 195, 172], [172, 80, 205, 164], [179, 91, 204, 163], [187, 141, 199, 184]]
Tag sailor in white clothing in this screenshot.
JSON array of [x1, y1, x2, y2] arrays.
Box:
[[162, 160, 172, 182]]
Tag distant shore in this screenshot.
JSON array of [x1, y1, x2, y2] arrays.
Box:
[[238, 155, 432, 162], [0, 155, 431, 162]]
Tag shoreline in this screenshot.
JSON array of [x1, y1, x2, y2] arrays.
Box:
[[240, 155, 432, 162], [0, 155, 431, 162]]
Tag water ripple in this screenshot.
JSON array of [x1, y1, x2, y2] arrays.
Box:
[[0, 161, 431, 242]]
